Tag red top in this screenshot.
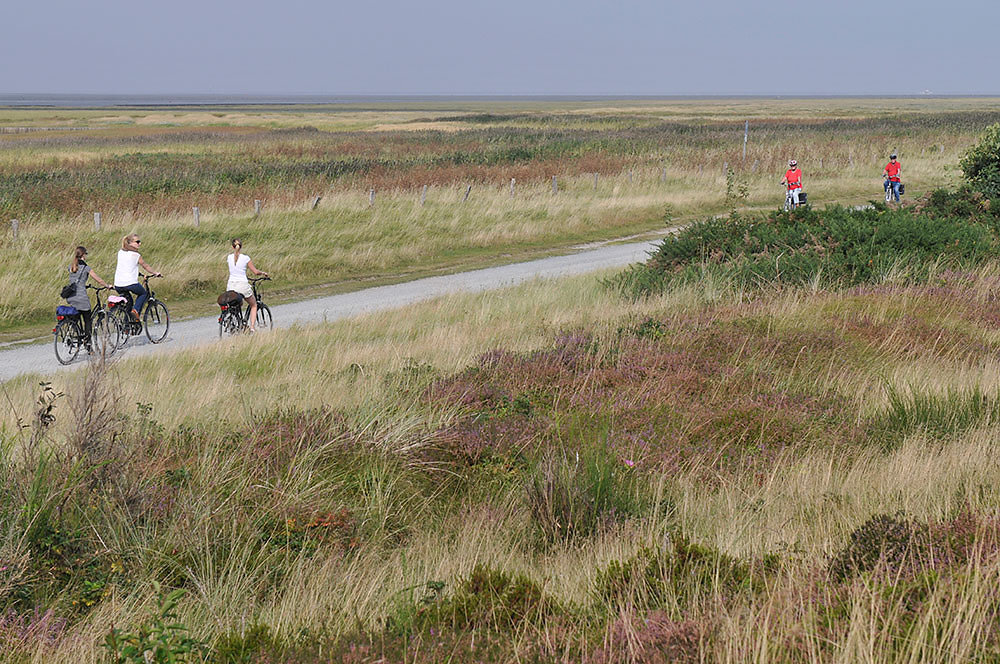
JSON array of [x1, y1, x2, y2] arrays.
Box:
[[784, 168, 802, 190], [885, 161, 901, 182]]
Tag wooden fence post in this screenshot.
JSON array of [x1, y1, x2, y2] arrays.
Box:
[[94, 212, 101, 231], [463, 185, 472, 203], [723, 161, 728, 175], [312, 196, 322, 210], [254, 199, 262, 216], [509, 178, 515, 197], [421, 185, 428, 206], [661, 167, 666, 181], [369, 189, 375, 206], [593, 173, 598, 189], [628, 170, 633, 183], [10, 219, 18, 240], [193, 207, 200, 227], [552, 176, 558, 194]]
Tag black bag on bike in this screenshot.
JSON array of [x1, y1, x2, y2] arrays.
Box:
[[898, 183, 905, 195], [217, 290, 243, 307], [60, 282, 76, 299], [797, 192, 807, 205]]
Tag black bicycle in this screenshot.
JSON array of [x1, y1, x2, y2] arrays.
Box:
[[52, 285, 122, 365], [110, 274, 170, 345], [218, 276, 273, 337]]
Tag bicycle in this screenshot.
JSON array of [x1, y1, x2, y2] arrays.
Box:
[[884, 177, 903, 203], [52, 285, 121, 365], [110, 274, 170, 345], [218, 276, 273, 337], [782, 186, 807, 211]]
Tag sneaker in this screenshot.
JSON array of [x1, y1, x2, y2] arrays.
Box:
[[130, 309, 140, 321]]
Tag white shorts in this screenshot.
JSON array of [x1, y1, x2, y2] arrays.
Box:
[[228, 280, 252, 299]]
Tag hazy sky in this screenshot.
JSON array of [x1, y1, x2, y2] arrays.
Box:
[[4, 0, 997, 96]]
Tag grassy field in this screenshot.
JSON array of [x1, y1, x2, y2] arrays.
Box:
[[3, 99, 1000, 662], [1, 98, 995, 337], [7, 209, 1000, 660]]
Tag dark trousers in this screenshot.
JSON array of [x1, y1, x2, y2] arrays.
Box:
[[115, 283, 148, 316], [80, 309, 93, 345]]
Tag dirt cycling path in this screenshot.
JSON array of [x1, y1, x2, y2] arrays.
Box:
[[0, 236, 662, 383]]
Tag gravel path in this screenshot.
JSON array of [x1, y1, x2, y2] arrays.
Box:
[[0, 238, 660, 382]]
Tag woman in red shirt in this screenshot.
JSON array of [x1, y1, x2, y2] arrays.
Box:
[[781, 159, 803, 207], [883, 153, 902, 202]]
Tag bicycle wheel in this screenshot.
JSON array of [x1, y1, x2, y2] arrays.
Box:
[[92, 311, 120, 357], [256, 304, 272, 331], [219, 308, 238, 337], [144, 300, 170, 344], [109, 306, 131, 346], [54, 319, 81, 365]]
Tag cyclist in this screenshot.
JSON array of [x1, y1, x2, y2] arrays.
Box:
[[883, 152, 902, 203], [64, 245, 111, 351], [226, 238, 269, 332], [114, 234, 162, 321], [781, 159, 803, 208]]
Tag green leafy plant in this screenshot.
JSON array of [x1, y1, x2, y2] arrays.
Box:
[[960, 122, 1000, 198], [103, 582, 206, 663]]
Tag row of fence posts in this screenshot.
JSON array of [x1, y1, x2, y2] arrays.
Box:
[[7, 146, 944, 238]]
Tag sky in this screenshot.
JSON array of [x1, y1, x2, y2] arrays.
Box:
[[3, 0, 998, 96]]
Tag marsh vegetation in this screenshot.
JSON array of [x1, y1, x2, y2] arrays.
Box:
[[3, 102, 1000, 662]]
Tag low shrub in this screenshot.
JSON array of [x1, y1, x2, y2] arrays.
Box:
[[595, 534, 775, 610], [393, 563, 556, 635], [614, 199, 1000, 297]]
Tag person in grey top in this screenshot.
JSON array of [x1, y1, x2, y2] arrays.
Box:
[[65, 245, 110, 350]]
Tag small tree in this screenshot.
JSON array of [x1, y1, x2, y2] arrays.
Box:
[[960, 122, 1000, 199]]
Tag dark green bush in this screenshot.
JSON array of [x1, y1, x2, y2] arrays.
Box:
[[828, 513, 925, 581], [614, 201, 1000, 297], [961, 122, 1000, 199]]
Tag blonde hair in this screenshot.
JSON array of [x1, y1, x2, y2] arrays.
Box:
[[122, 233, 139, 250], [71, 246, 86, 273]]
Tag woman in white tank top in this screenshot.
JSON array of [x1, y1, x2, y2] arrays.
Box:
[[114, 233, 162, 320], [227, 238, 269, 332]]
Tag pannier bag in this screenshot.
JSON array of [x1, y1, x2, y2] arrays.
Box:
[[56, 305, 79, 317], [898, 183, 905, 195], [217, 290, 244, 307], [797, 192, 807, 205]]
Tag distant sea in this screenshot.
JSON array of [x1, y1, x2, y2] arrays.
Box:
[[0, 93, 979, 108], [0, 94, 722, 108]]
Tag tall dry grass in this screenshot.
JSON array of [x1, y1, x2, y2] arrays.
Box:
[[4, 258, 1000, 661]]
